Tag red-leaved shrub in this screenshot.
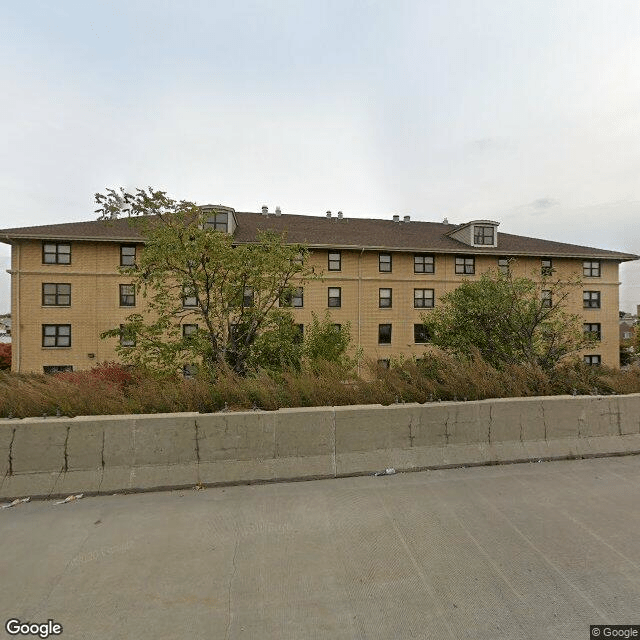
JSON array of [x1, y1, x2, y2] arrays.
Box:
[[0, 343, 10, 370]]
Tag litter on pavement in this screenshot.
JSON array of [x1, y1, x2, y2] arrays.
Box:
[[54, 494, 84, 505], [374, 468, 396, 476], [1, 497, 30, 509]]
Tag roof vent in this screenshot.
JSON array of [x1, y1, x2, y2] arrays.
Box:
[[337, 211, 343, 219], [261, 205, 268, 215], [443, 217, 448, 224], [326, 211, 332, 218], [393, 215, 400, 223], [275, 206, 281, 216], [403, 215, 410, 223]]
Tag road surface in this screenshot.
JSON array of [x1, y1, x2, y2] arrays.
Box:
[[2, 456, 640, 639]]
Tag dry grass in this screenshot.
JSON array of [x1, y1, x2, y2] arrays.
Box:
[[1, 355, 639, 419]]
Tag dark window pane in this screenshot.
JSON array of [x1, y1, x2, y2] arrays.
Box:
[[378, 324, 392, 344], [414, 324, 430, 343]]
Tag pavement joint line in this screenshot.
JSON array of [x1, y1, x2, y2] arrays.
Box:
[[511, 473, 640, 575], [428, 483, 525, 602], [470, 482, 612, 624], [375, 489, 457, 640]]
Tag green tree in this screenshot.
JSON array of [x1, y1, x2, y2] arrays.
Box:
[[620, 339, 635, 367], [302, 312, 355, 371], [421, 267, 595, 371], [97, 187, 317, 376]]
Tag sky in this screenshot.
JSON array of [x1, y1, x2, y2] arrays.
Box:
[[1, 0, 639, 314]]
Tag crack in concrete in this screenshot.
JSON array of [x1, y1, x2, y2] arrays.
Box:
[[62, 425, 71, 473], [488, 405, 493, 443], [409, 416, 415, 448], [194, 419, 201, 483], [8, 427, 16, 476], [541, 402, 547, 441], [519, 410, 524, 443], [224, 535, 240, 640], [96, 429, 106, 493], [331, 408, 337, 477]]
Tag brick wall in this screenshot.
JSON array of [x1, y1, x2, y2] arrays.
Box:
[[10, 240, 621, 372]]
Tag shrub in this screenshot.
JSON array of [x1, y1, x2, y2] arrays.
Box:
[[0, 343, 10, 370], [0, 354, 639, 418]]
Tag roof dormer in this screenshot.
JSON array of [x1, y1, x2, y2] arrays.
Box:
[[200, 205, 237, 235], [446, 220, 499, 248]]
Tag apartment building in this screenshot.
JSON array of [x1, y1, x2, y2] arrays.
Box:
[[1, 207, 638, 373]]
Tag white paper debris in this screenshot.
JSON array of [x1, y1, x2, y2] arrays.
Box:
[[1, 497, 30, 509], [374, 468, 396, 477], [55, 494, 84, 505]]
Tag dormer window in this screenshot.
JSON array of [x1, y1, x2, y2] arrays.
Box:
[[203, 211, 228, 232], [473, 226, 494, 245], [446, 220, 499, 248], [199, 205, 236, 234]]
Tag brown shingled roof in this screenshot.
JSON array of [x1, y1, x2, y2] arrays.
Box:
[[1, 212, 637, 261]]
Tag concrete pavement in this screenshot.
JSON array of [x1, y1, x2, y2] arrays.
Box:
[[2, 456, 640, 639]]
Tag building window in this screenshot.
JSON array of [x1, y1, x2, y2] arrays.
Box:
[[378, 324, 392, 344], [474, 226, 494, 245], [498, 258, 510, 275], [120, 245, 136, 267], [42, 283, 71, 306], [203, 211, 228, 232], [42, 324, 71, 348], [623, 331, 632, 340], [583, 291, 601, 309], [182, 286, 198, 308], [182, 324, 198, 338], [42, 242, 71, 265], [414, 289, 435, 308], [328, 287, 341, 308], [455, 256, 475, 274], [243, 287, 254, 307], [281, 287, 304, 308], [583, 260, 601, 277], [43, 365, 73, 374], [379, 253, 392, 272], [328, 250, 341, 271], [584, 323, 601, 341], [294, 324, 304, 343], [333, 323, 342, 332], [584, 355, 601, 366], [541, 258, 553, 276], [119, 284, 136, 306], [379, 288, 392, 308], [377, 359, 390, 369], [120, 324, 136, 347], [414, 324, 430, 344], [414, 254, 435, 274], [541, 290, 552, 308]]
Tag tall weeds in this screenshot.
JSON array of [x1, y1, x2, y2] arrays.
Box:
[[0, 355, 638, 419]]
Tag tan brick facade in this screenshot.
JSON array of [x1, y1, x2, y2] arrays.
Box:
[[7, 237, 624, 373]]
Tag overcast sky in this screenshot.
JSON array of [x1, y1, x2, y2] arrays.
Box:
[[1, 0, 639, 314]]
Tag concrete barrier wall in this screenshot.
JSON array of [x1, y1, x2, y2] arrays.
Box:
[[2, 394, 640, 499]]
